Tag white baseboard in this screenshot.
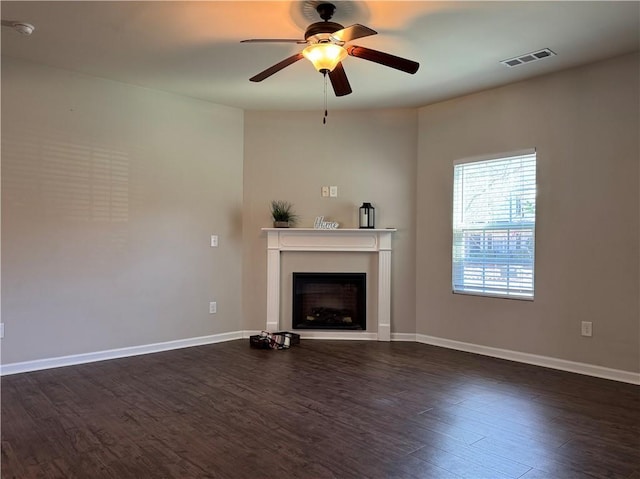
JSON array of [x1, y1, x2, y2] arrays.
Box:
[[416, 334, 640, 385], [391, 333, 417, 342], [3, 330, 637, 385], [0, 331, 243, 376]]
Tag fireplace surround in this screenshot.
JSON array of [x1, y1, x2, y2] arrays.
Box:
[[262, 228, 395, 341]]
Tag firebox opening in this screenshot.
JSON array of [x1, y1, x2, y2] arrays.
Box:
[[292, 272, 366, 330]]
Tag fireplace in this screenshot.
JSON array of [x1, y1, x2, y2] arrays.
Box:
[[263, 228, 395, 340], [292, 273, 366, 330]]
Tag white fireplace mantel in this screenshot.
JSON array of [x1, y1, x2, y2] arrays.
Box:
[[262, 228, 396, 341]]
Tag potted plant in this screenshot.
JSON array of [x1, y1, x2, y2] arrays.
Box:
[[271, 200, 299, 228]]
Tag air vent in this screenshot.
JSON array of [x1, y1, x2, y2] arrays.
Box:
[[501, 48, 556, 68]]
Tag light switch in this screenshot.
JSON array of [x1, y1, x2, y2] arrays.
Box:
[[211, 235, 218, 247], [321, 186, 329, 197]]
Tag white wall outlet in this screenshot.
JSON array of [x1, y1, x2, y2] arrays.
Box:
[[329, 186, 338, 197], [210, 235, 218, 247], [209, 302, 217, 314], [321, 186, 329, 197], [581, 321, 593, 337], [0, 323, 4, 339]]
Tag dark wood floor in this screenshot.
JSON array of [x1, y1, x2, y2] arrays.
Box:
[[2, 340, 639, 479]]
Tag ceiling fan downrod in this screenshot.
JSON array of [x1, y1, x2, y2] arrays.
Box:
[[304, 2, 343, 41], [316, 3, 336, 21]]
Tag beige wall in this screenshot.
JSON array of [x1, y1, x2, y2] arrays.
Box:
[[1, 58, 244, 364], [416, 53, 639, 372], [243, 110, 417, 334], [3, 52, 637, 375]]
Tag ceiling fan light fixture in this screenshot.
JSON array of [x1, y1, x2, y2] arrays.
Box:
[[302, 43, 347, 73]]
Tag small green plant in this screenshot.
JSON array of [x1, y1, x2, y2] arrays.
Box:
[[271, 200, 299, 226]]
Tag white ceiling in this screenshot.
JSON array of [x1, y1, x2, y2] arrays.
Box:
[[1, 1, 638, 111]]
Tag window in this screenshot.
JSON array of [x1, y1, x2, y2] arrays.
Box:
[[452, 150, 536, 299]]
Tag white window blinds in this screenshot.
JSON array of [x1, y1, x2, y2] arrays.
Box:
[[452, 150, 536, 299]]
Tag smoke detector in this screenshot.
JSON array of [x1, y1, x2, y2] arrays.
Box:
[[1, 20, 35, 35], [501, 48, 556, 68]]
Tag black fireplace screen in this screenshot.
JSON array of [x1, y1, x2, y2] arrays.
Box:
[[292, 272, 366, 330]]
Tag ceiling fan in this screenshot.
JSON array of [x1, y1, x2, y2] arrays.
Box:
[[241, 2, 419, 97]]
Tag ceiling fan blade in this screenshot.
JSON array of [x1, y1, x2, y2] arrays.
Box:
[[331, 24, 377, 43], [328, 63, 352, 97], [347, 45, 419, 74], [249, 53, 305, 82], [241, 39, 307, 44]]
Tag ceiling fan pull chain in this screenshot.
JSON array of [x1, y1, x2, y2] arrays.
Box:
[[323, 72, 328, 125]]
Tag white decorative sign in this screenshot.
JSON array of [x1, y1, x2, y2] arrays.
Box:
[[314, 216, 339, 229]]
